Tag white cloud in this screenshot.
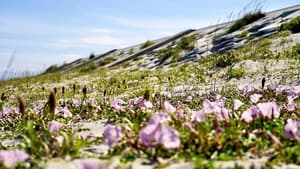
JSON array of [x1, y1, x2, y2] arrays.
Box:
[[90, 28, 120, 33], [51, 35, 128, 49], [106, 16, 214, 31]]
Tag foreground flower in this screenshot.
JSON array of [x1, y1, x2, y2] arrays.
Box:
[[0, 150, 29, 168], [139, 113, 180, 149], [137, 97, 153, 109], [202, 99, 220, 114], [74, 159, 107, 169], [103, 125, 122, 148], [49, 120, 63, 134], [284, 119, 300, 140], [250, 94, 262, 103], [241, 106, 260, 122], [257, 102, 280, 119], [191, 110, 206, 122], [164, 101, 176, 113], [233, 99, 244, 110], [148, 112, 170, 124]]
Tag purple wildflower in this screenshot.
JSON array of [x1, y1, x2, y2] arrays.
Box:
[[111, 99, 126, 113], [49, 120, 63, 134], [185, 96, 193, 102], [250, 94, 262, 103], [55, 106, 72, 118], [284, 119, 300, 140], [139, 113, 180, 149], [233, 99, 244, 110], [137, 97, 153, 109], [103, 125, 122, 148], [191, 110, 206, 122], [163, 101, 176, 113], [257, 102, 280, 119], [0, 150, 29, 168], [241, 106, 260, 122]]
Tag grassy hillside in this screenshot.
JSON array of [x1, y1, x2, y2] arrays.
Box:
[[1, 28, 300, 168]]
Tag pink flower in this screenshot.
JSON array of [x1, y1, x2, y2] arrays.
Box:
[[164, 101, 176, 113], [250, 94, 262, 103], [284, 119, 300, 140], [55, 106, 72, 118], [0, 150, 29, 168], [233, 99, 244, 110], [202, 99, 220, 114], [139, 113, 180, 149], [56, 136, 64, 146], [49, 120, 63, 134], [103, 125, 122, 148], [111, 99, 126, 113], [276, 85, 289, 94], [191, 110, 206, 122], [74, 159, 107, 169], [185, 96, 193, 102], [0, 107, 13, 117], [286, 101, 296, 112], [148, 113, 170, 125], [239, 85, 254, 94], [71, 98, 81, 107], [137, 98, 153, 109], [218, 107, 230, 120], [257, 102, 280, 119], [241, 106, 260, 122]]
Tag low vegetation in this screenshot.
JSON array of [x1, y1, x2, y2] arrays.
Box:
[[98, 57, 117, 66], [140, 40, 155, 49], [280, 16, 300, 33], [227, 11, 265, 33], [1, 22, 300, 169]]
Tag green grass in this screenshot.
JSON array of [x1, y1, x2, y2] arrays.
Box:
[[280, 16, 300, 33], [227, 11, 265, 33], [140, 40, 155, 49]]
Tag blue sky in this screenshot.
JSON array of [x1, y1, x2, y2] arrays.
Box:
[[0, 0, 299, 76]]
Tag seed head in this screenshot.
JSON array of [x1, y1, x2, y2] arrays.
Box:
[[262, 77, 266, 89], [103, 89, 107, 97], [48, 91, 56, 119], [17, 96, 25, 117], [1, 93, 6, 101], [82, 86, 87, 96], [143, 88, 151, 101]]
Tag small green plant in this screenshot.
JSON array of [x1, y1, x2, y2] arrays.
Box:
[[118, 50, 124, 56], [128, 48, 134, 55], [226, 66, 245, 79], [44, 64, 59, 74], [79, 63, 97, 73], [178, 34, 197, 50], [280, 16, 300, 33], [215, 52, 238, 68], [98, 57, 117, 66], [157, 48, 180, 64], [227, 11, 265, 33], [237, 30, 249, 38], [140, 40, 155, 49]]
